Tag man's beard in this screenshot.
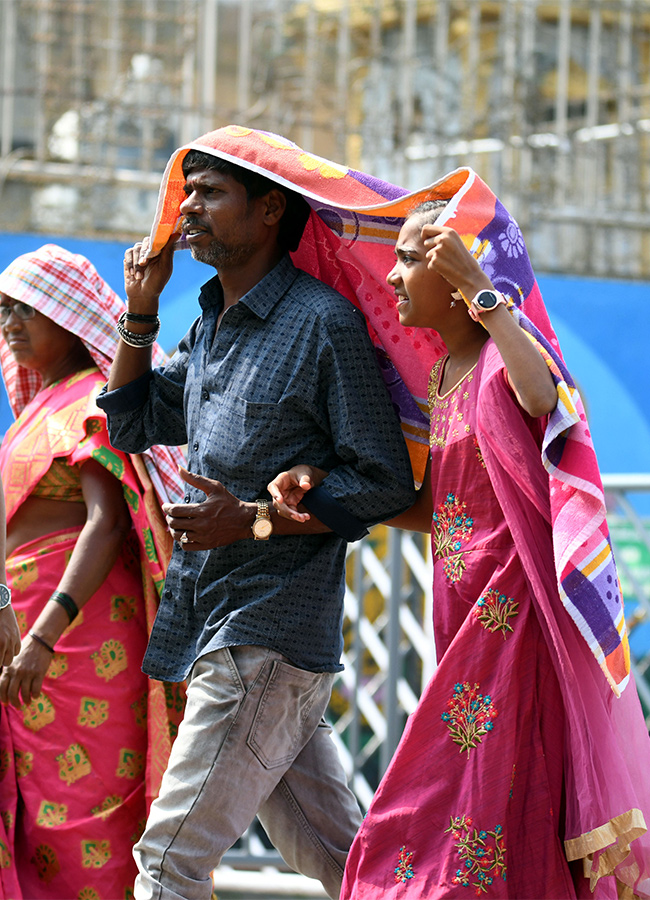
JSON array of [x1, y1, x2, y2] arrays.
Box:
[[190, 237, 253, 269]]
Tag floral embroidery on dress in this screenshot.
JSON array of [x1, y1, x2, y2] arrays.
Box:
[[473, 589, 519, 638], [394, 845, 415, 884], [432, 494, 474, 583], [441, 682, 498, 756], [445, 815, 507, 895]]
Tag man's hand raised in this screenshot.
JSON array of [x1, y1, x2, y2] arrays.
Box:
[[123, 234, 178, 311]]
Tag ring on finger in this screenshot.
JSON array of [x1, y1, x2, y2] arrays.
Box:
[[180, 532, 189, 544]]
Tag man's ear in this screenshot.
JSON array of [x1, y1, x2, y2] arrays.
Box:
[[263, 189, 287, 226]]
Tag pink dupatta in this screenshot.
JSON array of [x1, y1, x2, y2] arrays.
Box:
[[477, 345, 650, 895]]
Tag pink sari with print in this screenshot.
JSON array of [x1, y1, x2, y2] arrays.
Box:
[[0, 369, 185, 900]]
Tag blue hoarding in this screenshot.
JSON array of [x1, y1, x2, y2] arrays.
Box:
[[0, 232, 648, 478]]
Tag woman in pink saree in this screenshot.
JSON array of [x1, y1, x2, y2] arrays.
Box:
[[0, 245, 185, 899], [270, 202, 650, 898]]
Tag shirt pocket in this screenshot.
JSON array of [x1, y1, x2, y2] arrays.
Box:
[[210, 392, 280, 476]]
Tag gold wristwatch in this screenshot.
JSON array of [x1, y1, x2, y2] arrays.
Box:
[[251, 499, 273, 540]]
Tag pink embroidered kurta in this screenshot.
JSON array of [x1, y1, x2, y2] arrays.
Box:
[[342, 342, 650, 899]]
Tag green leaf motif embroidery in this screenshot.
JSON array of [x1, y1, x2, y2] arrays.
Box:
[[445, 815, 507, 893], [142, 527, 157, 563], [432, 494, 474, 583], [473, 589, 519, 638], [394, 845, 415, 884], [441, 682, 497, 757]]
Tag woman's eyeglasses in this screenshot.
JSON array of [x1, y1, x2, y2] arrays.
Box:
[[0, 302, 36, 324]]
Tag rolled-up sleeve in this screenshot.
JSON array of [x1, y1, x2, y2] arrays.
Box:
[[96, 328, 196, 452], [303, 319, 416, 538]]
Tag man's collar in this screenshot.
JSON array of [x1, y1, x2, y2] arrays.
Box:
[[198, 255, 298, 319]]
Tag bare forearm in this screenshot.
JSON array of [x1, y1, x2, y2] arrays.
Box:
[[31, 518, 129, 647], [108, 282, 159, 391], [454, 271, 556, 417], [477, 307, 557, 417], [385, 506, 432, 533], [269, 505, 331, 536], [384, 474, 432, 533], [107, 339, 154, 391], [31, 461, 132, 645], [57, 520, 129, 605], [422, 225, 557, 419], [0, 484, 6, 584]]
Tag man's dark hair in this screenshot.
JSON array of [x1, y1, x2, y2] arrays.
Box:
[[407, 199, 449, 225], [182, 150, 311, 252]]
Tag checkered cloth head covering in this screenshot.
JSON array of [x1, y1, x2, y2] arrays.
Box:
[[0, 243, 184, 504]]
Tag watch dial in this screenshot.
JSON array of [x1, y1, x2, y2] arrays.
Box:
[[478, 291, 497, 308], [254, 519, 273, 538]]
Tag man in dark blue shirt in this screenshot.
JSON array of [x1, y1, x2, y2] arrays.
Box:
[[98, 148, 415, 900]]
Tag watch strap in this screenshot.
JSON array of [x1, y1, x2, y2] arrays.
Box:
[[252, 499, 273, 540], [255, 499, 270, 518]]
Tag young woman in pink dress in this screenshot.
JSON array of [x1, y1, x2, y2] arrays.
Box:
[[269, 202, 650, 898]]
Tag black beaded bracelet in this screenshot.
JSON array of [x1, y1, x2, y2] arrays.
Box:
[[28, 631, 55, 654], [124, 311, 160, 324], [116, 311, 160, 348], [50, 590, 79, 623]]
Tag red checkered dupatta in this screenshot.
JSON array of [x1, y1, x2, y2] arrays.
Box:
[[0, 244, 184, 505]]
